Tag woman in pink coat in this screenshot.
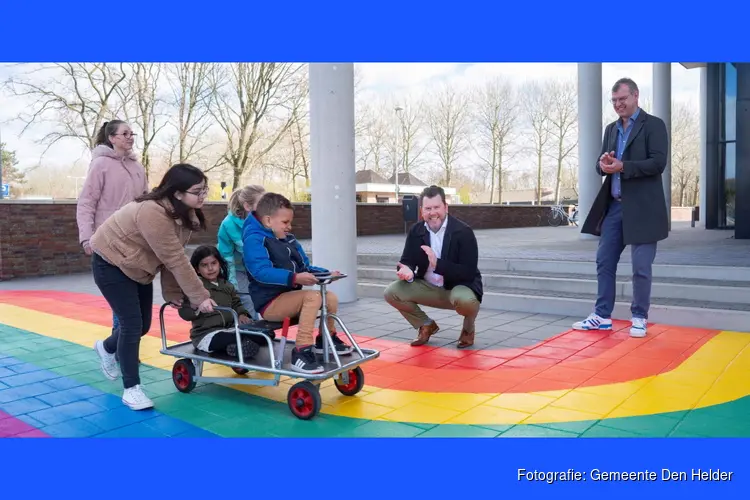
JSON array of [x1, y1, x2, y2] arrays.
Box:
[[76, 120, 149, 346]]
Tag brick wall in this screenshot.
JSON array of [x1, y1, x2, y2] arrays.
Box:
[[0, 200, 552, 280]]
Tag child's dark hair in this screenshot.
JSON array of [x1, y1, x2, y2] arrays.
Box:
[[255, 192, 293, 218], [190, 245, 229, 281]]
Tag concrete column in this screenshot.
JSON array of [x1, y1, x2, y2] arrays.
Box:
[[577, 63, 603, 240], [699, 66, 708, 227], [653, 63, 672, 230], [308, 63, 358, 302]]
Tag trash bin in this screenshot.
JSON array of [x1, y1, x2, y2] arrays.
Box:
[[402, 195, 419, 234], [402, 195, 419, 222]]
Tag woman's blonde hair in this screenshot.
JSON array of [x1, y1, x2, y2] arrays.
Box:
[[228, 184, 266, 219]]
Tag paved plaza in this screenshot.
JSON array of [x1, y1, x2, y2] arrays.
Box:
[[302, 222, 748, 266], [1, 223, 749, 438], [0, 283, 749, 437]]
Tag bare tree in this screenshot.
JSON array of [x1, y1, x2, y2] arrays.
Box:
[[355, 101, 389, 176], [426, 85, 469, 186], [285, 75, 311, 192], [547, 79, 578, 204], [670, 100, 700, 206], [164, 63, 219, 165], [3, 63, 127, 155], [211, 63, 303, 189], [392, 98, 429, 174], [470, 77, 518, 203], [115, 63, 169, 177], [521, 81, 553, 204]]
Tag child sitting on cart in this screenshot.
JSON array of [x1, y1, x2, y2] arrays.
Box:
[[178, 245, 274, 360], [242, 192, 353, 375]]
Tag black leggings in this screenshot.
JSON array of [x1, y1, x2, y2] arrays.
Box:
[[92, 253, 152, 389]]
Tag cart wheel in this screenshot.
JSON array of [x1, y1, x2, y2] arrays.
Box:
[[172, 359, 196, 393], [232, 367, 250, 375], [287, 381, 321, 420], [334, 366, 365, 396]]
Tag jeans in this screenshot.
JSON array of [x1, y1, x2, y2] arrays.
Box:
[[92, 253, 153, 389], [594, 201, 657, 320]]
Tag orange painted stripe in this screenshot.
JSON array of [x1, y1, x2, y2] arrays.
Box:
[[0, 291, 718, 394]]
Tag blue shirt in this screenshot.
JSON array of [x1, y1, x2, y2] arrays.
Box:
[[611, 107, 641, 199]]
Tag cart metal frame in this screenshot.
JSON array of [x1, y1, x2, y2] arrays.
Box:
[[158, 273, 380, 419]]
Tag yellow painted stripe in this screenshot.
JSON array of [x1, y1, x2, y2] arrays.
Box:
[[2, 303, 749, 425]]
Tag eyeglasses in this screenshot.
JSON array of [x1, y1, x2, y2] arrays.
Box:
[[610, 96, 631, 105], [186, 187, 209, 198], [114, 132, 137, 138]]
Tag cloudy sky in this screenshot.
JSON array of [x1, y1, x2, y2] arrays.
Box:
[[0, 62, 700, 172]]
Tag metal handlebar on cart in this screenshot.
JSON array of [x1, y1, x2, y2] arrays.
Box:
[[311, 272, 348, 285]]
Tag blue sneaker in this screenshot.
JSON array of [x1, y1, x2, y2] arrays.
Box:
[[572, 314, 613, 331]]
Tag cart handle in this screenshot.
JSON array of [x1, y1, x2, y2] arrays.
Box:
[[311, 272, 348, 285], [159, 303, 277, 368]]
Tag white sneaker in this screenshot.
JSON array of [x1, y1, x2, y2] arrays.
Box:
[[122, 385, 154, 411], [572, 314, 613, 331], [630, 318, 647, 338], [94, 340, 119, 380]]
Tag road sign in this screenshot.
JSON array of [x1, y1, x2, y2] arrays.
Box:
[[1, 183, 9, 198]]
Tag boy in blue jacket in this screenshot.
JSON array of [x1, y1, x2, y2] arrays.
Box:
[[242, 192, 353, 374]]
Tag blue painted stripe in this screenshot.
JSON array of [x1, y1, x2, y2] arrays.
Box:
[[0, 354, 219, 438]]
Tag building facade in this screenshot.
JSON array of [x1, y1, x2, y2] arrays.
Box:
[[699, 63, 750, 239]]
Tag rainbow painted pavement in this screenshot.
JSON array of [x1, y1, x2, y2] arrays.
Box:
[[1, 289, 750, 438]]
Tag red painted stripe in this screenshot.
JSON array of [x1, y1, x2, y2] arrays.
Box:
[[0, 290, 718, 394]]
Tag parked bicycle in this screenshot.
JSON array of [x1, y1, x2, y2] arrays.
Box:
[[548, 204, 578, 227]]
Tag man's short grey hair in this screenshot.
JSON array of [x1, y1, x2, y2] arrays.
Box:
[[612, 78, 639, 94]]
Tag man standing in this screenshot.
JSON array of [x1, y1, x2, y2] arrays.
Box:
[[384, 185, 483, 348], [574, 78, 669, 338]]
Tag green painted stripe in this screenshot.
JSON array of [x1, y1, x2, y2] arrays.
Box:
[[2, 323, 750, 438]]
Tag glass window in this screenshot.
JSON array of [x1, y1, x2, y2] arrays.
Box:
[[724, 141, 736, 226], [724, 63, 737, 142]]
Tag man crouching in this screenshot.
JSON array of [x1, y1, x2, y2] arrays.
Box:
[[384, 185, 483, 348]]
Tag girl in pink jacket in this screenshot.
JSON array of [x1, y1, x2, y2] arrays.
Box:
[[76, 120, 149, 346], [77, 120, 149, 252]]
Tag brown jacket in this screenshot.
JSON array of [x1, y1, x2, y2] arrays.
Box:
[[89, 199, 211, 306]]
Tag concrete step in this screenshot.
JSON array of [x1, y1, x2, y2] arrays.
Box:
[[355, 253, 750, 282], [357, 266, 750, 305], [356, 278, 750, 333]]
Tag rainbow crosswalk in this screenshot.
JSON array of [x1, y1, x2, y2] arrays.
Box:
[[1, 290, 750, 437]]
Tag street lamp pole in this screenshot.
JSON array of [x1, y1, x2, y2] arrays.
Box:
[[68, 175, 86, 198], [0, 127, 4, 200], [394, 106, 404, 203]]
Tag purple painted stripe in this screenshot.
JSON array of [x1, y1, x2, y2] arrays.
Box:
[[0, 409, 49, 438]]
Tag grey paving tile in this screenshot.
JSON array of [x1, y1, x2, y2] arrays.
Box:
[[380, 328, 417, 341], [489, 322, 539, 334], [491, 311, 537, 321], [515, 325, 569, 340], [455, 337, 504, 351], [480, 329, 522, 341], [527, 313, 569, 322], [493, 337, 539, 348]]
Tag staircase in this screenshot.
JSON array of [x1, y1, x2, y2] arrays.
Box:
[[186, 244, 750, 333], [355, 254, 750, 333]]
